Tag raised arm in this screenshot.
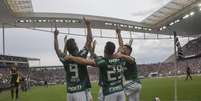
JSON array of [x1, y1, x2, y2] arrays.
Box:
[[54, 29, 62, 57], [116, 27, 124, 48], [92, 40, 96, 53], [63, 35, 68, 54], [129, 38, 133, 46], [84, 17, 93, 50], [90, 40, 96, 58]]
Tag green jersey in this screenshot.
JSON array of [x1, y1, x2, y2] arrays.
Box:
[[60, 48, 91, 93], [95, 56, 124, 96], [123, 57, 140, 83]]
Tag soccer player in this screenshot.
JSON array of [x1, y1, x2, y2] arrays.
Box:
[[66, 41, 127, 101], [54, 18, 93, 101], [95, 41, 125, 101], [116, 27, 142, 101], [186, 66, 192, 80], [10, 65, 20, 100]]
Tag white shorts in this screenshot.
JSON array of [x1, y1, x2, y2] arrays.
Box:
[[103, 91, 125, 101], [67, 90, 91, 101], [124, 80, 142, 101], [88, 91, 93, 101]]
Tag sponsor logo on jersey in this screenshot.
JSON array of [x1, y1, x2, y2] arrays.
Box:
[[109, 85, 123, 93], [68, 84, 83, 92]]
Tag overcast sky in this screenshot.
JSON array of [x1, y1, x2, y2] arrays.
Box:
[[32, 0, 171, 22], [0, 0, 191, 66]]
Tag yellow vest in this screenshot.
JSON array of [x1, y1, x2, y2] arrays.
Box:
[[16, 74, 20, 83]]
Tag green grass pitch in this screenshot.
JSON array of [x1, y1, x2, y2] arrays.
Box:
[[0, 76, 201, 101]]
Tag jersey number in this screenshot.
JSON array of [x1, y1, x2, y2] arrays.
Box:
[[69, 64, 79, 79], [107, 65, 123, 81]]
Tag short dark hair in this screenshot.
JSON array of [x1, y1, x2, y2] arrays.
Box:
[[104, 41, 115, 55], [66, 38, 78, 54], [124, 44, 132, 55], [66, 38, 75, 49]]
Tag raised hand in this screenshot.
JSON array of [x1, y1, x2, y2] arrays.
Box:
[[54, 28, 61, 57], [54, 29, 59, 36], [129, 39, 133, 46], [64, 35, 68, 43], [83, 17, 91, 26], [64, 35, 68, 54], [92, 40, 96, 52], [116, 26, 123, 51], [116, 26, 121, 34], [90, 40, 96, 59], [83, 17, 93, 50]]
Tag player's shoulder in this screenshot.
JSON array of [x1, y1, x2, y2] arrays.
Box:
[[95, 56, 106, 65], [129, 56, 136, 62], [96, 56, 104, 59], [78, 47, 89, 57]]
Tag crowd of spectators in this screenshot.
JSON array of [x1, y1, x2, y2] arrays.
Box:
[[0, 55, 29, 92], [183, 36, 201, 56], [1, 36, 201, 90], [30, 66, 65, 85], [1, 58, 200, 91], [28, 57, 201, 84], [138, 57, 201, 77]]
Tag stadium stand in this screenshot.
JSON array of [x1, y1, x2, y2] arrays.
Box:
[[30, 66, 65, 86], [165, 36, 201, 62], [1, 36, 200, 89], [139, 36, 201, 77], [0, 55, 29, 92], [26, 36, 201, 84], [29, 66, 98, 85], [27, 59, 201, 85]]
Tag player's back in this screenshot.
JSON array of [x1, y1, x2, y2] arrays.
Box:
[[60, 48, 91, 93], [96, 56, 124, 96]]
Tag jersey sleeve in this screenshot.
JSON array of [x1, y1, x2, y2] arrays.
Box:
[[78, 47, 89, 58], [128, 56, 136, 63], [95, 56, 105, 67], [58, 52, 67, 64]]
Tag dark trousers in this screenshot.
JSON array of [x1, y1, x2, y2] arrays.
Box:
[[185, 73, 192, 80], [11, 83, 19, 100]]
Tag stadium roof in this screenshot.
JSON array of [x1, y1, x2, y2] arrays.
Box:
[[142, 0, 196, 26], [0, 0, 201, 37], [143, 0, 201, 36], [6, 0, 33, 13]]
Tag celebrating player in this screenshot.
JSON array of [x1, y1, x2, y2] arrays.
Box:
[[65, 41, 126, 101], [116, 27, 142, 101], [54, 18, 93, 101], [95, 41, 125, 101]]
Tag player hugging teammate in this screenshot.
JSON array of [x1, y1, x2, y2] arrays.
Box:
[[116, 27, 142, 101], [54, 18, 141, 101], [54, 17, 93, 101]]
